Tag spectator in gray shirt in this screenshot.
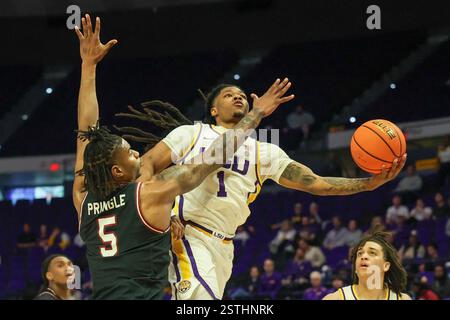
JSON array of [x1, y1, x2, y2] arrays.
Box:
[[298, 238, 326, 268], [286, 104, 315, 149], [386, 195, 410, 226], [410, 198, 433, 222], [393, 165, 423, 204], [344, 219, 363, 247], [323, 216, 349, 250]]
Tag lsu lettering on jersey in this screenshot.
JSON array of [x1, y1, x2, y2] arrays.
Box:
[[162, 123, 294, 236]]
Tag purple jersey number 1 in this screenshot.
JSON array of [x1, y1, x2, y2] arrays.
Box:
[[217, 171, 227, 197]]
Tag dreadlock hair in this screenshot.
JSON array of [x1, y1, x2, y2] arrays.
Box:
[[114, 100, 193, 152], [40, 254, 70, 289], [350, 228, 407, 295], [202, 83, 243, 124], [76, 122, 124, 200]]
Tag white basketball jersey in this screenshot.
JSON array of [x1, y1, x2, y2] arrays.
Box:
[[162, 123, 293, 236], [340, 285, 400, 300]]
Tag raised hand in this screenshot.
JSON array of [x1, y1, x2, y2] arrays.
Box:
[[74, 14, 118, 65], [250, 78, 295, 118]]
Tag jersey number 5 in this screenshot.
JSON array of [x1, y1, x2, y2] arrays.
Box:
[[98, 216, 118, 257]]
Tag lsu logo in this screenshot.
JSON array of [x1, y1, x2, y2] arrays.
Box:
[[178, 280, 192, 294]]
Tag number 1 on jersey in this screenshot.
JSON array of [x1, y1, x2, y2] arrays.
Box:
[[217, 171, 227, 197]]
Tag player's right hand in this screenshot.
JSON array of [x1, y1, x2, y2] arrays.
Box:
[[250, 78, 295, 118], [368, 153, 407, 190], [74, 14, 118, 65]]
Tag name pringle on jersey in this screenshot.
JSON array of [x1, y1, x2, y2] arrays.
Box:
[[87, 194, 126, 215]]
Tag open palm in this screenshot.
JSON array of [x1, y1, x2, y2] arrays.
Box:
[[75, 14, 118, 64], [251, 78, 295, 118]]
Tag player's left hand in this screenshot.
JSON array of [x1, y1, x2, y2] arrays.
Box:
[[369, 153, 407, 189], [171, 215, 185, 240]]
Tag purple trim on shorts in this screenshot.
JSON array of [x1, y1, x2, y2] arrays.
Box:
[[182, 237, 218, 300], [178, 195, 185, 222], [171, 249, 181, 300], [171, 251, 181, 283], [172, 282, 178, 300]]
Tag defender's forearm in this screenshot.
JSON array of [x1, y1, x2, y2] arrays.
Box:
[[157, 108, 264, 195]]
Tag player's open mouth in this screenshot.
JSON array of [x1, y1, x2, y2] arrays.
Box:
[[360, 262, 369, 268], [234, 102, 243, 107]]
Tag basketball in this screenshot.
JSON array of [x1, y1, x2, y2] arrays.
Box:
[[350, 119, 406, 174]]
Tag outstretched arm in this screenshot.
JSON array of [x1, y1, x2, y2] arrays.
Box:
[[278, 154, 407, 196], [72, 14, 118, 214]]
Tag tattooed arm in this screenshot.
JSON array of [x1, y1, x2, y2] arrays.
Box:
[[278, 155, 407, 196], [153, 106, 264, 198], [147, 77, 294, 201]]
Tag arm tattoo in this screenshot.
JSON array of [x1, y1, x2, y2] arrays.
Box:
[[281, 162, 372, 195], [320, 177, 372, 195], [155, 164, 184, 181], [281, 162, 317, 186], [156, 163, 217, 195], [156, 108, 264, 195]]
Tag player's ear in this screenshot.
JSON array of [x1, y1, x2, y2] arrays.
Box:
[[111, 165, 124, 179], [383, 261, 391, 272], [46, 271, 54, 282], [210, 105, 218, 117]]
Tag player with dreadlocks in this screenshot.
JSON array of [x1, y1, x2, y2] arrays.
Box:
[[116, 78, 407, 300], [72, 14, 294, 299], [323, 230, 411, 300]]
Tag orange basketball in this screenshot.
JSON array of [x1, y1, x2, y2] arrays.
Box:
[[350, 119, 406, 174]]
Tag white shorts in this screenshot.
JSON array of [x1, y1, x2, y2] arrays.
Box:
[[169, 223, 234, 300]]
